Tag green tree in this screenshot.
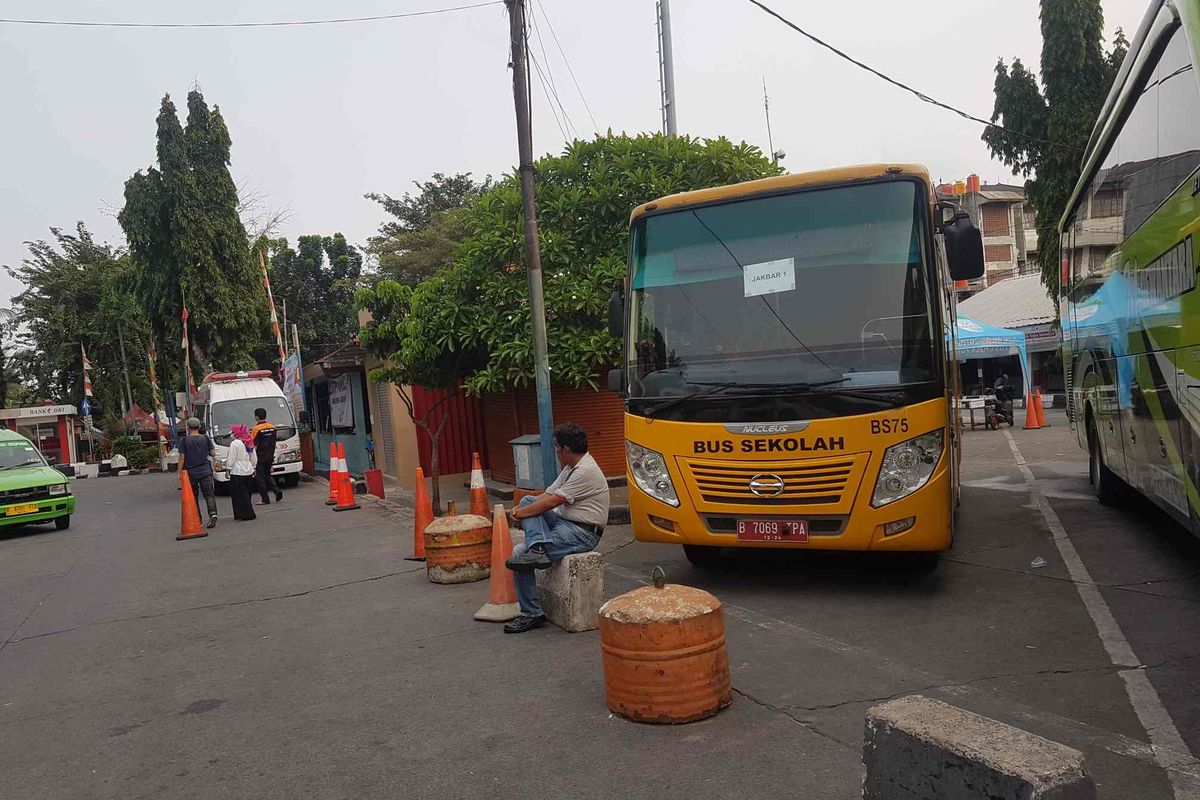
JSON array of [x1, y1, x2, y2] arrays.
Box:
[[358, 278, 483, 513], [424, 133, 779, 396], [358, 133, 779, 505], [5, 224, 152, 417], [983, 0, 1127, 296], [259, 233, 363, 351], [119, 90, 266, 375], [365, 172, 491, 285]]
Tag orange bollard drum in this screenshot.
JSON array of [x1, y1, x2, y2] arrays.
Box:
[[423, 513, 492, 584], [599, 573, 731, 723]]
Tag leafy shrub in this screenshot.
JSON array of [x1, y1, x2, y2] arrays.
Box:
[[111, 436, 157, 469]]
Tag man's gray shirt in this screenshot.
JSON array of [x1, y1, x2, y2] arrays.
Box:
[[547, 452, 610, 529]]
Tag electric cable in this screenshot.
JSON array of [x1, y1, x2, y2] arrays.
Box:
[[744, 0, 1079, 152], [534, 0, 599, 133], [0, 2, 502, 29]]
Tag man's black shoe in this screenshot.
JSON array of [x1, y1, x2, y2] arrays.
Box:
[[506, 543, 550, 572], [206, 514, 218, 529], [503, 614, 547, 634], [275, 491, 284, 502]]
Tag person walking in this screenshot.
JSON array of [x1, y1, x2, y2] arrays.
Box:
[[178, 417, 218, 529], [226, 424, 258, 521], [250, 408, 283, 505], [503, 423, 610, 634]]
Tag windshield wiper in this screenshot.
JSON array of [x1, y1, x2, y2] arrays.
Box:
[[0, 459, 43, 471], [641, 382, 744, 417]]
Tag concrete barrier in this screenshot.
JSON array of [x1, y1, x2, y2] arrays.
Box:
[[864, 695, 1096, 800], [535, 551, 603, 632]]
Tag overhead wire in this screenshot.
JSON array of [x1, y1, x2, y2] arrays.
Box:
[[743, 0, 1079, 152], [533, 0, 599, 134], [520, 13, 567, 144], [530, 52, 570, 141], [528, 7, 578, 138], [0, 2, 503, 28]]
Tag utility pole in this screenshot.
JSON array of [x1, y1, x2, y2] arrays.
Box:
[[656, 0, 678, 135], [762, 77, 784, 166], [505, 0, 558, 487], [117, 321, 134, 423], [763, 77, 776, 165]]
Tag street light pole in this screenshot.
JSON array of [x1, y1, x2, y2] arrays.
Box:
[[656, 0, 678, 136], [505, 0, 558, 487]]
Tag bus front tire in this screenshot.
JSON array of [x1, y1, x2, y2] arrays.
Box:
[[1088, 417, 1123, 506], [682, 544, 723, 568], [54, 515, 70, 531]]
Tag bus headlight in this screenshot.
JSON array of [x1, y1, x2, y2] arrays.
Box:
[[626, 441, 680, 507], [871, 429, 944, 507]]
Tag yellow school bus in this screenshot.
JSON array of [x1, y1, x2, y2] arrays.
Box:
[[607, 164, 984, 566]]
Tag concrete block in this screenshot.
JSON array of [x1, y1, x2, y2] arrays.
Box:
[[535, 551, 603, 633], [77, 463, 99, 479], [864, 695, 1096, 800]]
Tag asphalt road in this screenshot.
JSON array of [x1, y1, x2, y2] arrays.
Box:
[[2, 411, 1198, 799]]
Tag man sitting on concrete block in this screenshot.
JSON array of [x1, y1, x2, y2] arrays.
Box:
[[503, 422, 610, 634]]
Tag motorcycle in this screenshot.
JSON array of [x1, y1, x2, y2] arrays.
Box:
[[984, 388, 1015, 429]]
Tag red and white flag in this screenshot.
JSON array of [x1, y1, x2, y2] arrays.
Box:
[[181, 304, 195, 394], [259, 248, 287, 378], [81, 343, 93, 397]]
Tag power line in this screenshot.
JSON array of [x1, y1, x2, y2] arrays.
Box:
[[534, 0, 599, 134], [528, 10, 577, 137], [0, 2, 503, 29], [744, 0, 1078, 152], [529, 52, 569, 141]]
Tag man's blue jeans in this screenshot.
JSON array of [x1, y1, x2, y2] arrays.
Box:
[[511, 495, 600, 617]]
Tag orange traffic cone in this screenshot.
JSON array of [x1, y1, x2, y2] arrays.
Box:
[[324, 441, 338, 505], [474, 503, 519, 622], [1023, 392, 1041, 430], [405, 467, 430, 561], [333, 443, 359, 512], [469, 452, 489, 518], [1034, 388, 1049, 428], [177, 469, 208, 541]]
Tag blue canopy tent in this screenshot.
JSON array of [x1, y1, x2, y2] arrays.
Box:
[[954, 315, 1030, 395]]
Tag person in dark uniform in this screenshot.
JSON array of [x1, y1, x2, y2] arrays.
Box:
[[250, 408, 283, 505]]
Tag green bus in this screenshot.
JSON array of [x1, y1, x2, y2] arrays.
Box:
[[1062, 0, 1200, 527]]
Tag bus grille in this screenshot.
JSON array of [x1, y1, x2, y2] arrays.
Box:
[[678, 453, 870, 511]]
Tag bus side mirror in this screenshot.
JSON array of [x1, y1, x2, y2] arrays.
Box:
[[944, 214, 984, 280], [608, 285, 624, 339], [607, 368, 625, 396]]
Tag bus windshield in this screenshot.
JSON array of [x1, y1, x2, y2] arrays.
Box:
[[210, 396, 297, 443], [627, 180, 937, 399]]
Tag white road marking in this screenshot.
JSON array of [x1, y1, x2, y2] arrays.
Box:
[[1003, 430, 1200, 799]]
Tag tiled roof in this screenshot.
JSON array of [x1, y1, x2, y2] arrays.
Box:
[[957, 274, 1055, 329]]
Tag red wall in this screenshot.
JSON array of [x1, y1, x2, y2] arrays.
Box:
[[412, 383, 487, 475], [481, 385, 625, 483]]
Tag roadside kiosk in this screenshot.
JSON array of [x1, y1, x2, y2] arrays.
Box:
[[0, 404, 79, 466]]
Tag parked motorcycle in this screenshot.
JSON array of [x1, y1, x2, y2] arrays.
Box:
[[984, 388, 1015, 429]]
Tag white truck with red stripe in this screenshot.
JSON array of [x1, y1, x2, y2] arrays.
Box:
[[196, 370, 303, 489]]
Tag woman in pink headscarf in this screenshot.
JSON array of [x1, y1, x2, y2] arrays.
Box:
[[226, 424, 258, 521]]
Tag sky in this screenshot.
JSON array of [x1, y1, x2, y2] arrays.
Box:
[[0, 0, 1147, 306]]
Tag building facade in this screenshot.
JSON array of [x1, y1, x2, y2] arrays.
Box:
[[937, 175, 1038, 297]]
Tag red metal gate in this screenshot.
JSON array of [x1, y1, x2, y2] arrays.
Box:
[[411, 383, 487, 475]]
